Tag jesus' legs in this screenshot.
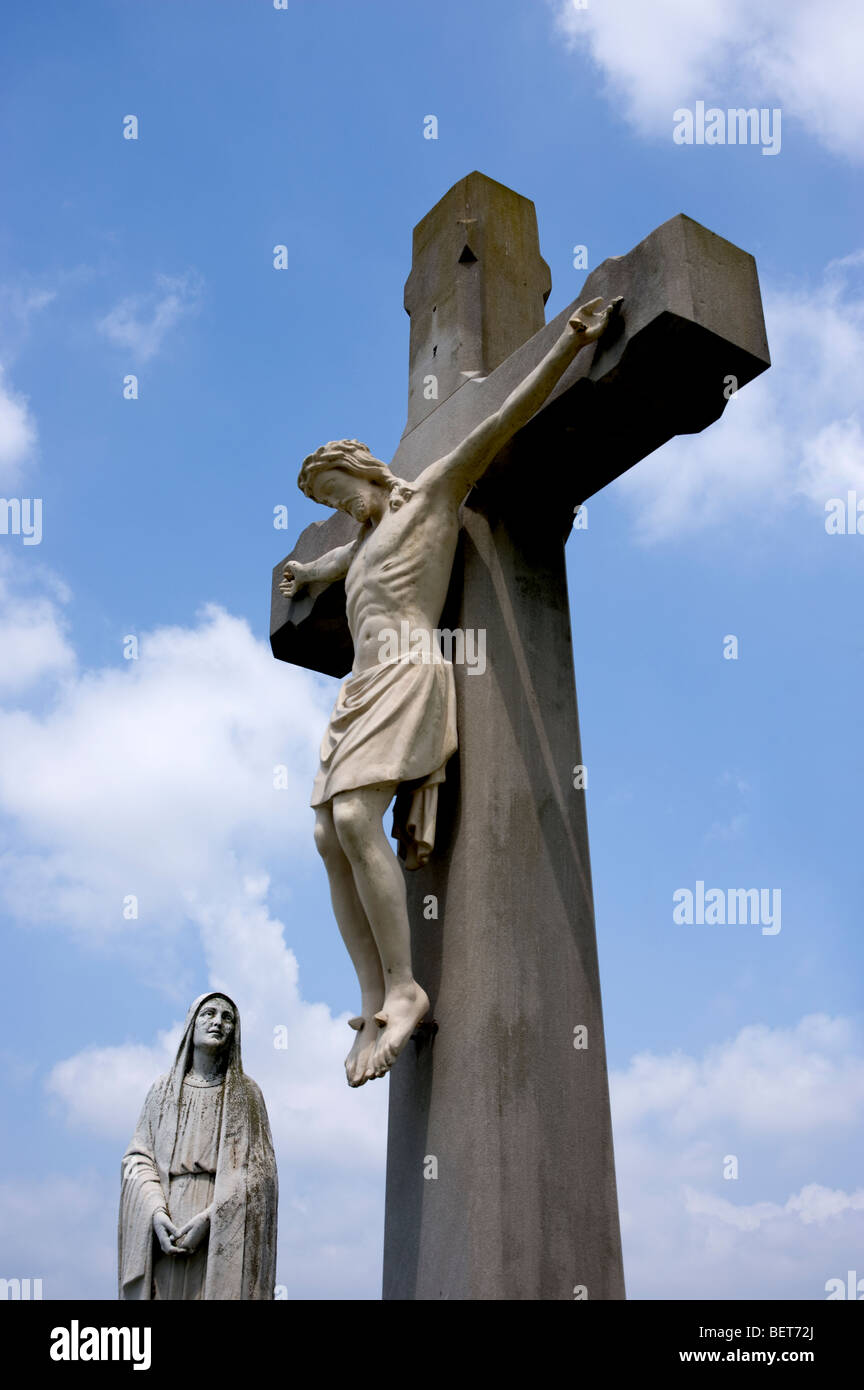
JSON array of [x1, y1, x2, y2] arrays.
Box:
[[314, 805, 386, 1086], [330, 783, 430, 1080]]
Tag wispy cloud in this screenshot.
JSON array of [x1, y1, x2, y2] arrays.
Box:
[[0, 365, 38, 489], [555, 0, 864, 162], [0, 587, 75, 695], [612, 1014, 864, 1297], [97, 271, 202, 363], [0, 285, 57, 333], [613, 254, 864, 540]]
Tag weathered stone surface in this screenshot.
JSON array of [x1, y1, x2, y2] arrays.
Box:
[[269, 174, 769, 1301], [118, 993, 278, 1301], [404, 171, 551, 431], [383, 511, 624, 1299]]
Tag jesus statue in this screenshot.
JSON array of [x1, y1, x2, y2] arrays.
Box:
[[281, 295, 621, 1088]]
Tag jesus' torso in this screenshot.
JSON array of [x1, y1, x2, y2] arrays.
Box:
[[345, 480, 460, 675]]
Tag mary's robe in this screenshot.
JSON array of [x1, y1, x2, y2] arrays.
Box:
[[118, 992, 278, 1300]]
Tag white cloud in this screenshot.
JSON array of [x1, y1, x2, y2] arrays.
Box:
[[0, 281, 54, 488], [34, 1008, 864, 1299], [612, 1015, 864, 1297], [0, 284, 57, 339], [0, 570, 387, 1295], [797, 417, 864, 504], [0, 365, 37, 489], [686, 1183, 864, 1233], [6, 575, 860, 1300], [46, 875, 387, 1173], [0, 572, 75, 693], [613, 255, 864, 540], [0, 594, 327, 939], [555, 0, 864, 162], [47, 1033, 182, 1139], [20, 290, 55, 317], [787, 1184, 864, 1226], [614, 1014, 864, 1135], [97, 272, 202, 362], [0, 281, 58, 375]]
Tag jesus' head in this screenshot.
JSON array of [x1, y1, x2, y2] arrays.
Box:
[[298, 440, 406, 524]]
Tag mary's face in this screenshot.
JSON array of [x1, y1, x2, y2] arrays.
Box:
[[192, 997, 236, 1052]]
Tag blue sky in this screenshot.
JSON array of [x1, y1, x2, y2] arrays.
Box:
[[1, 0, 862, 1300]]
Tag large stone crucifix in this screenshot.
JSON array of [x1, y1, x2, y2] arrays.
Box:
[[270, 172, 769, 1301]]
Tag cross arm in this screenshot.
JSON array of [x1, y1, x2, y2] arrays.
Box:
[[271, 212, 770, 676], [459, 215, 770, 527], [418, 298, 621, 505]]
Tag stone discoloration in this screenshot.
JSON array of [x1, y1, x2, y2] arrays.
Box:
[[118, 992, 278, 1301]]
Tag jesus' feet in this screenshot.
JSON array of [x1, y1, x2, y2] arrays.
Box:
[[344, 1015, 381, 1088], [365, 981, 430, 1081]]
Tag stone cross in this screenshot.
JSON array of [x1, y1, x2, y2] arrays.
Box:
[[270, 172, 769, 1301]]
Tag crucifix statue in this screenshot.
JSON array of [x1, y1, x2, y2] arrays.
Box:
[[281, 293, 621, 1088], [271, 172, 769, 1300]]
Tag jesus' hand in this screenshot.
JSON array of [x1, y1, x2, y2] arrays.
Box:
[[567, 295, 623, 343], [153, 1209, 188, 1257], [279, 561, 309, 597]]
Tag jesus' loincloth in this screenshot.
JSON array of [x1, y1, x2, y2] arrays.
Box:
[[310, 654, 458, 870]]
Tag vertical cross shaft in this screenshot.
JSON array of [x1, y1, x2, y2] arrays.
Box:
[[403, 172, 552, 431], [382, 174, 625, 1300]]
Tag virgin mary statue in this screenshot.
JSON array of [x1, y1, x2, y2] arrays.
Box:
[[118, 992, 278, 1300]]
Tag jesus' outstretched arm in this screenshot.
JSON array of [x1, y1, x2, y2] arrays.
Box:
[[419, 295, 622, 505], [279, 539, 358, 597]]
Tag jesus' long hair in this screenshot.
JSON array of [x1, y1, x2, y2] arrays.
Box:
[[298, 440, 413, 509]]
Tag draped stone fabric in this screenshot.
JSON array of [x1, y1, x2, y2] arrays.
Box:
[[152, 1170, 215, 1301], [118, 992, 278, 1300], [310, 655, 458, 869]]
